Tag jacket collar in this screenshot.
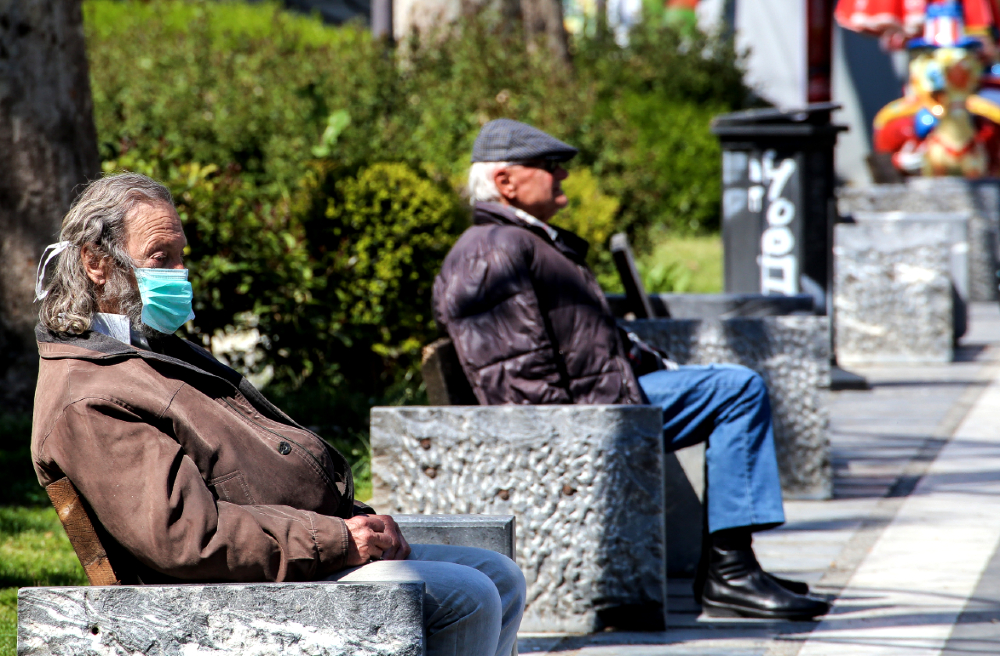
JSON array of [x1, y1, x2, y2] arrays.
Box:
[[35, 324, 297, 428], [36, 323, 140, 359], [472, 201, 591, 263]]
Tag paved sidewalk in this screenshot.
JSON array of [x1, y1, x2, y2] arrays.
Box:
[[519, 303, 1000, 656]]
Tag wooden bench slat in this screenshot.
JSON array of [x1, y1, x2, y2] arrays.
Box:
[[46, 477, 123, 586]]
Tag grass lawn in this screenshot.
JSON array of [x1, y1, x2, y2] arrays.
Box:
[[0, 506, 87, 656], [638, 231, 723, 294]]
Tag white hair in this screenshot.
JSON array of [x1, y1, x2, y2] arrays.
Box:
[[466, 161, 513, 205]]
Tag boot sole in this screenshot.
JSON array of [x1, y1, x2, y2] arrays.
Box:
[[701, 598, 825, 621]]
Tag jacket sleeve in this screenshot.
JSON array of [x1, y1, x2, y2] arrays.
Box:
[[433, 231, 572, 404], [39, 397, 350, 582]]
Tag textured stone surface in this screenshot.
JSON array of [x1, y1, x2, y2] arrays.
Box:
[[17, 582, 424, 656], [606, 293, 816, 319], [834, 221, 953, 366], [394, 514, 515, 559], [370, 405, 666, 634], [838, 178, 1000, 302], [625, 316, 833, 500], [849, 211, 969, 341]]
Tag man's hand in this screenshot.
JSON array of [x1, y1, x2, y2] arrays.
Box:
[[377, 515, 411, 561], [344, 514, 411, 566]]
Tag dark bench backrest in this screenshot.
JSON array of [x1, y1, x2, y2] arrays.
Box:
[[610, 232, 663, 319], [47, 477, 134, 586], [421, 337, 479, 406]]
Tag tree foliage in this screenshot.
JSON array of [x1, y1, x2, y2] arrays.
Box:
[[85, 0, 749, 438]]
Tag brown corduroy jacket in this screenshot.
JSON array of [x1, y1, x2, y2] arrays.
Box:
[[433, 202, 644, 406], [31, 325, 372, 583]]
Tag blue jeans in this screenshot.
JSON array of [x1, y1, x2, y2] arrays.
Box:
[[327, 544, 525, 656], [638, 364, 786, 534]]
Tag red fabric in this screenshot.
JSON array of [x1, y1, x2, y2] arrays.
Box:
[[835, 0, 1000, 36], [963, 0, 1000, 33], [873, 112, 918, 153], [835, 0, 924, 36]]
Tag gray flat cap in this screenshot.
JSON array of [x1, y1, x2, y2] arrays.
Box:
[[471, 119, 578, 163]]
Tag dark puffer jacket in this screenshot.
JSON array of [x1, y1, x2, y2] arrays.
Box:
[[433, 202, 643, 405]]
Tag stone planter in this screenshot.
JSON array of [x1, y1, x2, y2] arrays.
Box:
[[370, 405, 666, 633], [834, 221, 953, 366], [838, 178, 1000, 302], [625, 316, 832, 500]]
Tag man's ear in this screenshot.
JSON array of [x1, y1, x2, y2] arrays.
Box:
[[493, 167, 517, 201], [80, 244, 108, 286]]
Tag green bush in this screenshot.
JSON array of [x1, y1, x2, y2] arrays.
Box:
[[572, 20, 747, 241], [273, 161, 467, 436], [84, 0, 750, 448], [552, 167, 622, 290]]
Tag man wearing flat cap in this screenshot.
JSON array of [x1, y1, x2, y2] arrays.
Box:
[[432, 118, 830, 621]]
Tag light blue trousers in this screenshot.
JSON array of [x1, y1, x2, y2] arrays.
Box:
[[639, 364, 786, 534], [327, 544, 525, 656]]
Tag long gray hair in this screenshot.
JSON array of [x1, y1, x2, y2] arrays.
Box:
[[38, 173, 174, 335]]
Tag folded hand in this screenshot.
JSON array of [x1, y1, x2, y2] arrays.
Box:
[[345, 514, 411, 566]]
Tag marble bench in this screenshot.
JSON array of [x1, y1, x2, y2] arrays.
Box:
[[408, 314, 832, 589], [18, 582, 426, 656], [19, 476, 517, 655], [18, 515, 516, 656]]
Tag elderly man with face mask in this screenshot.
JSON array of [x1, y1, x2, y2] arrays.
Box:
[[432, 119, 830, 621], [31, 172, 525, 656]]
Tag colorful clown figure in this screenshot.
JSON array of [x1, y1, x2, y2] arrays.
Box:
[[870, 0, 1000, 176]]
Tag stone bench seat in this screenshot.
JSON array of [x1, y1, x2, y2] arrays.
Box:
[[19, 475, 517, 655], [389, 316, 831, 631], [18, 581, 426, 656], [847, 211, 970, 342]]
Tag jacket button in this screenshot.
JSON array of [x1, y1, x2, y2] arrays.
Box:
[[277, 442, 292, 455]]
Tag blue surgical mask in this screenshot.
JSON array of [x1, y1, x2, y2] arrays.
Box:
[[133, 267, 196, 334]]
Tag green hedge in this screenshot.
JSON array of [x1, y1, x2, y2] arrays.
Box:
[[84, 0, 749, 441]]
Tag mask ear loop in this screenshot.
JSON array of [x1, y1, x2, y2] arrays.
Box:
[[34, 241, 72, 302]]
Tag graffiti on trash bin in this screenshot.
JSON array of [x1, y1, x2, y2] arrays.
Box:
[[723, 149, 800, 296]]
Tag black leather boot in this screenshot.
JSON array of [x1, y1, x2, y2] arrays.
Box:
[[701, 546, 830, 620], [693, 552, 809, 601], [767, 572, 810, 596], [691, 532, 809, 604]]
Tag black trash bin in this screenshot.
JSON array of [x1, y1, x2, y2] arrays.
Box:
[[710, 103, 847, 315]]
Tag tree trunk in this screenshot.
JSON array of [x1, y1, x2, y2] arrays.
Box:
[[519, 0, 570, 64], [0, 0, 99, 411]]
